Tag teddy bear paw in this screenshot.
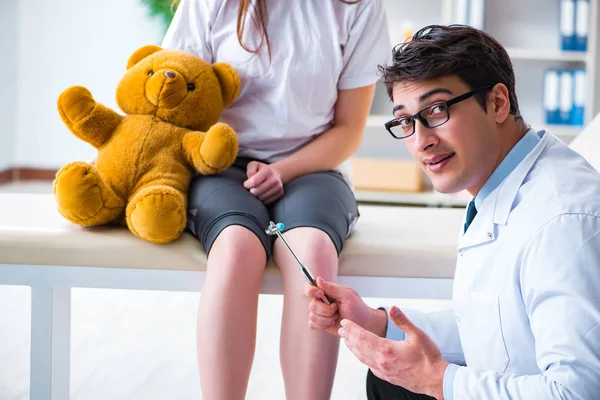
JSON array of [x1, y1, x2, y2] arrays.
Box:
[[53, 162, 124, 225], [200, 123, 239, 172], [126, 186, 186, 244], [57, 86, 97, 126]]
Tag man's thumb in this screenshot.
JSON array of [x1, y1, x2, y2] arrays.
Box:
[[390, 306, 417, 335], [316, 277, 346, 298]]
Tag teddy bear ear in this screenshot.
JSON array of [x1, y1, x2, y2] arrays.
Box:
[[212, 62, 241, 108], [126, 45, 163, 70]]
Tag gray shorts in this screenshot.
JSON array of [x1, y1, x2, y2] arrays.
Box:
[[186, 157, 359, 258]]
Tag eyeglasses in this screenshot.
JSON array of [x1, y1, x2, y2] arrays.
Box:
[[384, 84, 495, 139]]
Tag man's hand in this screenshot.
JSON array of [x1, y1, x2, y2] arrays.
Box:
[[243, 161, 284, 204], [339, 306, 449, 400], [305, 277, 388, 338]]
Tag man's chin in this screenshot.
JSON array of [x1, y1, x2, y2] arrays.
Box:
[[431, 180, 463, 195]]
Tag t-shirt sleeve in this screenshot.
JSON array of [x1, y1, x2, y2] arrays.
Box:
[[160, 0, 214, 62], [338, 0, 391, 90]]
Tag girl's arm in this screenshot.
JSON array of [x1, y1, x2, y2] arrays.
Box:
[[272, 84, 375, 184]]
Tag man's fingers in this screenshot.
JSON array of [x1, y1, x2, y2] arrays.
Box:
[[341, 323, 379, 370], [306, 283, 326, 299], [339, 319, 385, 362], [310, 298, 338, 317], [309, 321, 338, 333], [315, 276, 351, 300], [309, 311, 338, 328], [346, 342, 379, 372]]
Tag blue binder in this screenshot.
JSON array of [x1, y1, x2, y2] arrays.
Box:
[[559, 69, 574, 125], [574, 0, 589, 51], [560, 0, 576, 51], [544, 69, 560, 125], [572, 69, 586, 126]]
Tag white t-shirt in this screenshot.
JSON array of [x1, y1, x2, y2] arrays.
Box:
[[161, 0, 391, 184]]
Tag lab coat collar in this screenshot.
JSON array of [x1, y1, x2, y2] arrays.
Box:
[[458, 130, 554, 250]]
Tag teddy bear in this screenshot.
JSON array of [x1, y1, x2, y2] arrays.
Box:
[[53, 45, 240, 244]]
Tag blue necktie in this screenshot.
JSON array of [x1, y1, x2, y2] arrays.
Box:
[[464, 200, 478, 233]]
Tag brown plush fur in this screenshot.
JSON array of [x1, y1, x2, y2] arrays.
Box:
[[53, 45, 240, 244]]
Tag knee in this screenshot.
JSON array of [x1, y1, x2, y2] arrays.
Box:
[[278, 227, 338, 278], [208, 225, 268, 279]]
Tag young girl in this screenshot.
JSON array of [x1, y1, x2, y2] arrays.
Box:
[[162, 1, 390, 398]]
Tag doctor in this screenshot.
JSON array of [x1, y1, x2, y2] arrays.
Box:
[[306, 24, 600, 400]]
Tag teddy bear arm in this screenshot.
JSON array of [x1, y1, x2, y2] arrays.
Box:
[[181, 131, 211, 174], [73, 104, 123, 148], [182, 124, 238, 175], [58, 86, 123, 149]]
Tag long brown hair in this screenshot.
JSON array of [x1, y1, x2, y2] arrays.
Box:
[[172, 0, 362, 58]]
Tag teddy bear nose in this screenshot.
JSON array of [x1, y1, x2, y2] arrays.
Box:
[[164, 71, 176, 79]]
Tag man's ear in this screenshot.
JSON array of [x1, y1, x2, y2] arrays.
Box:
[[212, 62, 241, 107], [127, 45, 163, 70], [490, 83, 511, 124]]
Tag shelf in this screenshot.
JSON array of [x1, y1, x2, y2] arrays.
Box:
[[506, 47, 589, 63]]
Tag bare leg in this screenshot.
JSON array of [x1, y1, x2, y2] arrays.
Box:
[[197, 225, 267, 400], [274, 227, 340, 400]]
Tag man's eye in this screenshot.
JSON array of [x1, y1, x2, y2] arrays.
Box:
[[430, 104, 447, 115], [399, 118, 413, 128]]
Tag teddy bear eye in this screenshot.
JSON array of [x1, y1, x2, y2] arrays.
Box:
[[187, 83, 196, 91], [148, 70, 154, 77]]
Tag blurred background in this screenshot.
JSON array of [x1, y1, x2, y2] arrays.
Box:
[[0, 0, 598, 398], [1, 0, 598, 204]]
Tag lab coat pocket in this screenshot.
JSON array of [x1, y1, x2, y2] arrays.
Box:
[[458, 292, 509, 372]]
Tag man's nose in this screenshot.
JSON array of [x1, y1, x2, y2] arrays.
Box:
[[413, 121, 437, 152]]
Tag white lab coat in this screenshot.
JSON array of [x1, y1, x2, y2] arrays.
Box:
[[387, 131, 600, 399]]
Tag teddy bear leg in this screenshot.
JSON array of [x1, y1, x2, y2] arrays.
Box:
[[53, 162, 124, 226], [126, 185, 187, 244]]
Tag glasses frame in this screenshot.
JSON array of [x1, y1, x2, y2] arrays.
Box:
[[384, 84, 495, 139]]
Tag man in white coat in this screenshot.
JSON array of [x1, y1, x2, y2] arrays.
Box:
[[306, 24, 600, 400]]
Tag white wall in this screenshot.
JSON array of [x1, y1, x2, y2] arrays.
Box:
[[14, 0, 165, 168], [0, 1, 18, 171]]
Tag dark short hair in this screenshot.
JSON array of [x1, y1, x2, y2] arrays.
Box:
[[379, 24, 521, 121]]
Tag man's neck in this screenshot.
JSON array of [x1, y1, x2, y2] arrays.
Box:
[[499, 121, 529, 162], [467, 121, 529, 198]]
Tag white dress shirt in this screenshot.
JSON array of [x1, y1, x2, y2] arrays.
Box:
[[386, 129, 600, 399]]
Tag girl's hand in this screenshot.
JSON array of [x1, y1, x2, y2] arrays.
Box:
[[243, 161, 284, 204]]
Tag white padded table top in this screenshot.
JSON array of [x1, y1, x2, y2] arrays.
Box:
[[0, 193, 463, 279]]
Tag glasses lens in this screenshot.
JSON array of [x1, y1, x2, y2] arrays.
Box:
[[422, 103, 450, 128], [388, 117, 414, 138]]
